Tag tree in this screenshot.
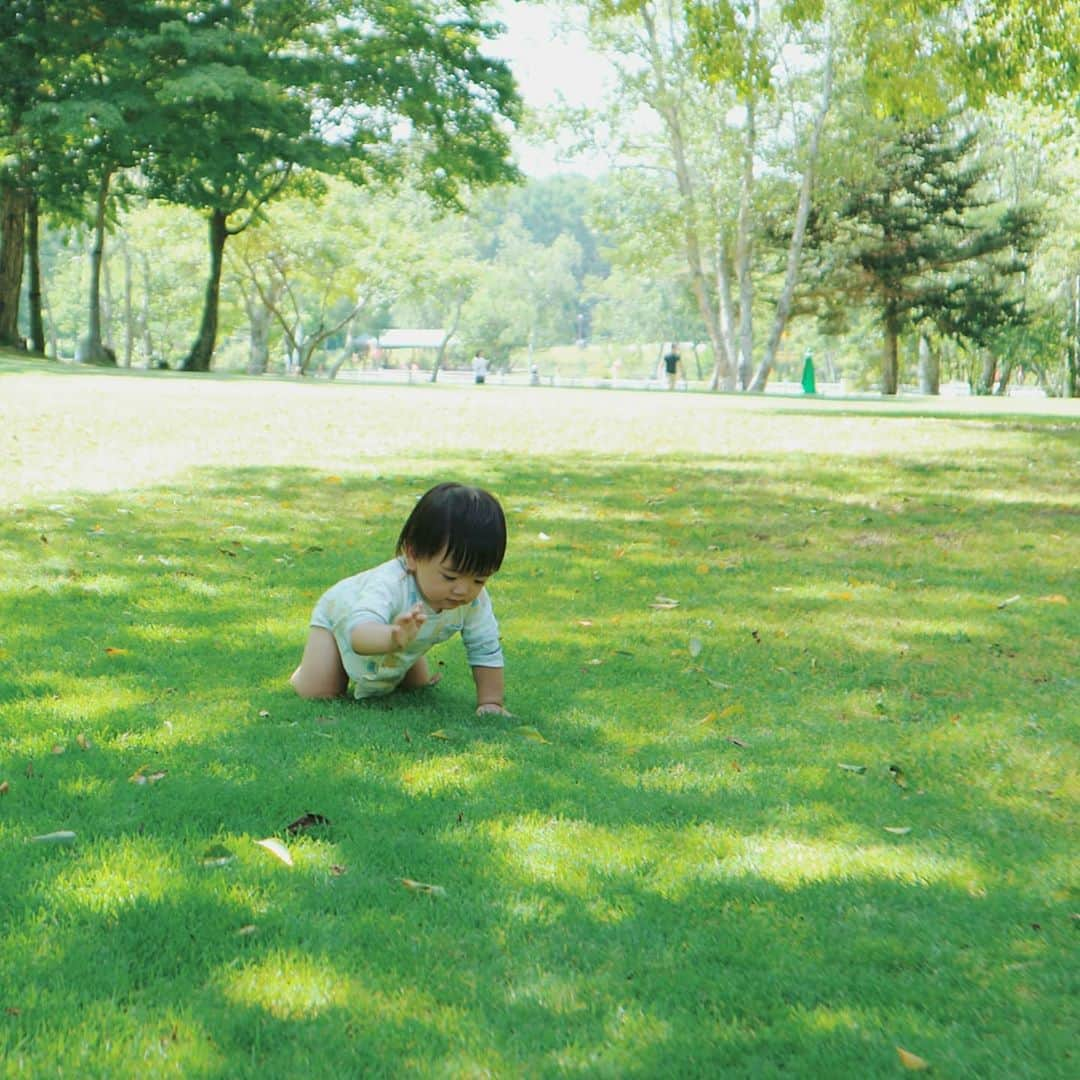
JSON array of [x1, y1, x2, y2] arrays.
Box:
[[460, 215, 583, 362], [133, 0, 521, 371], [0, 1, 177, 359], [559, 0, 840, 390], [0, 0, 49, 348], [227, 182, 391, 376], [811, 122, 1039, 393]]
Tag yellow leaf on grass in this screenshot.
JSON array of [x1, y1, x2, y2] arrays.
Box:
[[515, 725, 550, 744], [699, 703, 744, 727], [429, 729, 452, 741], [255, 837, 294, 867], [324, 475, 343, 484], [1038, 594, 1068, 604], [0, 781, 9, 795], [896, 1046, 930, 1071], [129, 767, 167, 785], [104, 647, 127, 656], [401, 878, 446, 897]]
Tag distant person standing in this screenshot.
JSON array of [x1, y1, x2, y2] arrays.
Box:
[[473, 350, 489, 385], [661, 343, 683, 390]]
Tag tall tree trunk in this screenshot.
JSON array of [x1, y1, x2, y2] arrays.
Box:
[[0, 183, 28, 348], [81, 172, 116, 366], [246, 295, 271, 374], [121, 236, 134, 367], [182, 208, 229, 372], [429, 298, 463, 384], [918, 333, 939, 394], [749, 32, 834, 393], [139, 251, 156, 366], [1066, 271, 1079, 398], [710, 235, 737, 390], [26, 194, 45, 355], [882, 309, 900, 394], [976, 349, 996, 395], [735, 94, 756, 389], [639, 5, 729, 390]]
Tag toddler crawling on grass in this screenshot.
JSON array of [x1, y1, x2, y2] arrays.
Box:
[[290, 482, 510, 716]]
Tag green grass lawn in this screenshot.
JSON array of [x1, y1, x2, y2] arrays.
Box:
[[1, 354, 1077, 1077]]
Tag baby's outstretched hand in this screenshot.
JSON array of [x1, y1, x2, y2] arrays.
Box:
[[476, 703, 512, 717], [390, 603, 426, 648]]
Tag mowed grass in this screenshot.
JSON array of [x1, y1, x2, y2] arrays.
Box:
[[0, 354, 1077, 1077]]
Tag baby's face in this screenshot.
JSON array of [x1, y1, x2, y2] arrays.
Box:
[[406, 548, 491, 612]]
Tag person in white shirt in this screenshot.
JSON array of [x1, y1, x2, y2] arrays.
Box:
[[472, 350, 489, 384], [290, 482, 510, 716]]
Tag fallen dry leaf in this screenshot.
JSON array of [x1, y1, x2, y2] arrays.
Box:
[[330, 864, 347, 876], [515, 725, 550, 744], [129, 767, 167, 785], [896, 1046, 930, 1071], [0, 781, 8, 796], [997, 594, 1021, 609], [838, 763, 867, 774], [104, 646, 127, 656], [688, 637, 703, 658], [285, 812, 330, 835], [650, 595, 679, 610], [255, 837, 294, 867], [258, 709, 271, 719], [697, 711, 718, 727], [727, 736, 749, 748], [51, 744, 65, 755], [30, 830, 76, 844], [401, 878, 446, 897], [236, 924, 258, 936], [429, 729, 452, 741], [884, 826, 913, 835], [1037, 594, 1068, 604], [76, 734, 91, 750]]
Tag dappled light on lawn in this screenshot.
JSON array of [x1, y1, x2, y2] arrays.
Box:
[[470, 817, 983, 897], [0, 369, 1075, 1076]]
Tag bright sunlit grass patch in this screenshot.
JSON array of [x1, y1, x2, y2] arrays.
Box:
[[0, 357, 1076, 1076]]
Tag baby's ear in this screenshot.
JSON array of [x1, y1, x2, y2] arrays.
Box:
[[402, 547, 418, 572]]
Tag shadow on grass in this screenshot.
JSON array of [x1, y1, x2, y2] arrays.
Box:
[[0, 455, 1076, 1076]]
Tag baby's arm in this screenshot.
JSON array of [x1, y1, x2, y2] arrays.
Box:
[[350, 603, 426, 654], [473, 665, 509, 716]]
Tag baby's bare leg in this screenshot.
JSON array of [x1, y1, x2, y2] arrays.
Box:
[[400, 655, 440, 690], [290, 627, 348, 699]]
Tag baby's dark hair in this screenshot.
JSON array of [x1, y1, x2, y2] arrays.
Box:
[[396, 482, 507, 576]]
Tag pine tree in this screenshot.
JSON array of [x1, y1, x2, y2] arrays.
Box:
[[817, 123, 1039, 394]]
